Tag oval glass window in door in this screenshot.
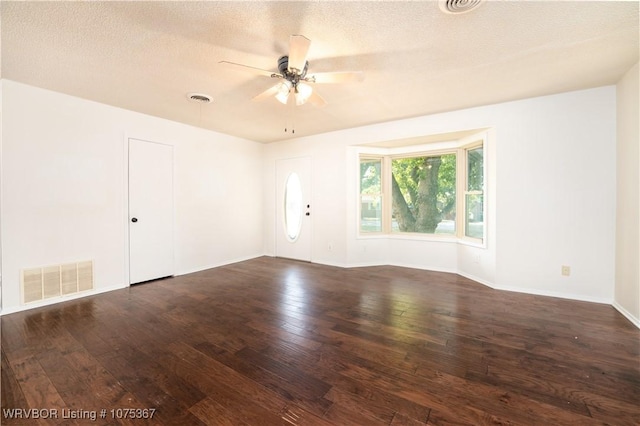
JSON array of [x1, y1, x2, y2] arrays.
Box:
[[284, 172, 303, 241]]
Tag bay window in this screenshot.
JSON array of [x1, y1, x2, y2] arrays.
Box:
[[359, 137, 485, 243]]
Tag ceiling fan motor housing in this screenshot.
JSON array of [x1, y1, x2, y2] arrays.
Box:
[[278, 55, 309, 81]]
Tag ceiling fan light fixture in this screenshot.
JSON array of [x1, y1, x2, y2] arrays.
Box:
[[275, 80, 292, 104], [295, 83, 313, 106], [221, 35, 364, 109]]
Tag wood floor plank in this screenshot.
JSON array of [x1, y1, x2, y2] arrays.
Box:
[[166, 340, 333, 425], [196, 343, 333, 417], [390, 411, 428, 425], [1, 257, 638, 425], [1, 350, 29, 422], [95, 350, 205, 425], [189, 396, 251, 426], [324, 386, 401, 424], [257, 337, 433, 420], [321, 402, 388, 426], [3, 349, 67, 426]]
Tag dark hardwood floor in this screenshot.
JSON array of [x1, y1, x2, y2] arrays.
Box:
[[2, 257, 639, 425]]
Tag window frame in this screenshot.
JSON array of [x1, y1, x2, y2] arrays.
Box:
[[462, 142, 485, 244], [358, 156, 385, 234], [357, 134, 486, 246]]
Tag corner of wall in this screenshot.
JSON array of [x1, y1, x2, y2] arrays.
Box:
[[613, 301, 640, 329], [614, 62, 640, 328]]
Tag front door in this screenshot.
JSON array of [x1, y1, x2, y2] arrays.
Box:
[[128, 138, 174, 284], [276, 157, 312, 261]]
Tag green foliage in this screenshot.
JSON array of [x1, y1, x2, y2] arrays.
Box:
[[391, 153, 456, 232], [360, 160, 381, 195], [467, 147, 483, 191], [437, 154, 456, 217]]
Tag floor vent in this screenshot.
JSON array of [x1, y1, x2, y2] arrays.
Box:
[[21, 261, 93, 304]]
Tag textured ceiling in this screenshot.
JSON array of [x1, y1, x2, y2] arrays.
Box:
[[2, 1, 638, 143]]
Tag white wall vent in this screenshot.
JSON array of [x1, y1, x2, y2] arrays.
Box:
[[21, 261, 94, 305]]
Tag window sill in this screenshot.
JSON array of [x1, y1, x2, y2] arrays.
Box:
[[357, 232, 486, 249], [457, 238, 486, 249]]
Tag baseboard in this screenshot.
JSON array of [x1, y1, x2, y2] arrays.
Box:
[[343, 261, 386, 268], [312, 259, 349, 268], [492, 284, 612, 305], [612, 301, 640, 329], [175, 254, 265, 276], [388, 262, 457, 274], [5, 258, 633, 330], [0, 283, 127, 316], [0, 255, 266, 316], [316, 261, 615, 312], [457, 271, 495, 289]]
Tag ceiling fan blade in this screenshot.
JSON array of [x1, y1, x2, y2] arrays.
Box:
[[307, 90, 327, 108], [251, 84, 281, 102], [219, 61, 276, 78], [308, 71, 365, 84], [288, 35, 311, 73]]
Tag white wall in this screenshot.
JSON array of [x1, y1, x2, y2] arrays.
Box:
[[1, 80, 264, 313], [0, 82, 3, 311], [615, 63, 640, 326], [1, 79, 621, 314], [264, 86, 617, 304], [493, 88, 616, 303]]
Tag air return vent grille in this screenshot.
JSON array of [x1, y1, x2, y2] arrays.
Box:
[[21, 261, 93, 304]]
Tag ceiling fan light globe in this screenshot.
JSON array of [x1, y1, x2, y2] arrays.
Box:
[[275, 81, 292, 104], [295, 83, 313, 106], [275, 91, 289, 105]]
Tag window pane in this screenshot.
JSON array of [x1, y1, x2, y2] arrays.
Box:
[[467, 147, 483, 191], [284, 172, 303, 241], [360, 159, 382, 232], [465, 194, 483, 239], [465, 146, 484, 240], [391, 154, 456, 234], [361, 195, 382, 232]]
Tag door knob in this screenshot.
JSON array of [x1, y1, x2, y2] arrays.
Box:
[[131, 217, 138, 223]]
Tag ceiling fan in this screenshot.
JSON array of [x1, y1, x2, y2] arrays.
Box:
[[220, 35, 364, 107]]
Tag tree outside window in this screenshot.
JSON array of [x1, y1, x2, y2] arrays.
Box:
[[359, 159, 383, 232], [358, 138, 484, 243], [391, 154, 456, 234]]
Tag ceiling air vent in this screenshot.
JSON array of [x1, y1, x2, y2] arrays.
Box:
[[439, 0, 484, 14], [187, 93, 212, 103]]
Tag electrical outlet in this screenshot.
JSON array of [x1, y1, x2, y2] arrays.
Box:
[[561, 265, 571, 276]]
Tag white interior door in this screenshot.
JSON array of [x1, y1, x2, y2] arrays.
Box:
[[276, 157, 312, 261], [128, 138, 174, 284]]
